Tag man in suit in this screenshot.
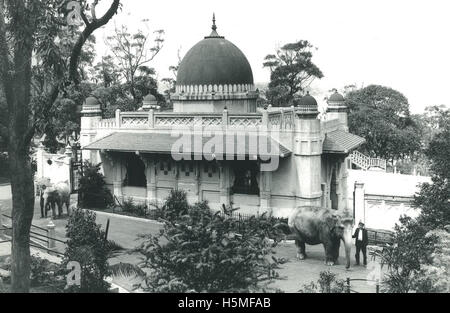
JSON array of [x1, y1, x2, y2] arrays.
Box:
[[353, 221, 369, 266]]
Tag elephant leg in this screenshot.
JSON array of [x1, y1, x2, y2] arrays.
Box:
[[40, 196, 45, 218], [51, 202, 57, 219], [57, 200, 63, 217], [323, 242, 335, 266], [295, 239, 307, 260], [332, 241, 341, 264]]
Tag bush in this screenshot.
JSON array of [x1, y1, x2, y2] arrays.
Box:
[[62, 208, 111, 293], [136, 198, 284, 293], [78, 161, 113, 209], [299, 271, 347, 293], [122, 197, 148, 217]]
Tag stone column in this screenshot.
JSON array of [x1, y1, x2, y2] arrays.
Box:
[[219, 162, 230, 206], [113, 155, 123, 200], [354, 181, 365, 226], [145, 157, 157, 206], [259, 169, 272, 216]]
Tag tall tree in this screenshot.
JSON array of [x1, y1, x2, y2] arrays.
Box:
[[105, 20, 164, 101], [0, 0, 120, 292], [346, 85, 422, 163], [263, 40, 323, 106]]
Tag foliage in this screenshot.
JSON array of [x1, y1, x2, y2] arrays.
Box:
[[135, 198, 284, 293], [299, 271, 346, 293], [263, 40, 323, 106], [421, 229, 450, 293], [346, 85, 422, 162], [121, 197, 148, 217], [63, 208, 111, 293], [373, 216, 437, 293], [1, 255, 64, 291], [157, 189, 190, 221], [78, 161, 113, 209], [105, 21, 164, 101]]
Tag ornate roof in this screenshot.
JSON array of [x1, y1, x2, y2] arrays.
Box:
[[176, 15, 254, 87]]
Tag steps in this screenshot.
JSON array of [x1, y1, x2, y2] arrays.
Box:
[[350, 151, 387, 171]]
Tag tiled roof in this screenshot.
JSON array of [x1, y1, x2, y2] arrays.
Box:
[[84, 132, 291, 159], [323, 130, 366, 154]]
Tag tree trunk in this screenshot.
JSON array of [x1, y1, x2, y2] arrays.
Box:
[[9, 150, 35, 292]]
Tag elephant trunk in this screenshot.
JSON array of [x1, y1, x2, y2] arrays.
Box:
[[342, 226, 353, 269]]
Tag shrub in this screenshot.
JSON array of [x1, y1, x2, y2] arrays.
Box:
[[136, 199, 283, 293], [159, 189, 190, 221], [299, 271, 347, 293], [78, 161, 113, 209], [62, 208, 111, 293], [121, 197, 148, 217]]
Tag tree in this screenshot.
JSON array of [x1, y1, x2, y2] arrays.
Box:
[[263, 40, 324, 106], [0, 0, 120, 292], [105, 20, 164, 101], [346, 85, 422, 163], [161, 47, 182, 100], [375, 112, 450, 293]]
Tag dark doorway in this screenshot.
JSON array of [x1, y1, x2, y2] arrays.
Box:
[[232, 161, 259, 195], [123, 153, 147, 187]]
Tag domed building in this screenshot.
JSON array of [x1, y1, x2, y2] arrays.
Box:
[[172, 16, 258, 113], [80, 16, 365, 217]]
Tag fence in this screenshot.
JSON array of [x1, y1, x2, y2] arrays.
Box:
[[0, 214, 66, 257], [367, 228, 394, 246]]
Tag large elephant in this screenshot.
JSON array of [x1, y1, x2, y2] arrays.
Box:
[[288, 206, 353, 269], [41, 182, 71, 219]]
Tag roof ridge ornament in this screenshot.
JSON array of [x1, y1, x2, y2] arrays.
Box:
[[205, 13, 224, 39]]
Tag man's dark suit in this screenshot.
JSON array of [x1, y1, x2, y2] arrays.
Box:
[[353, 228, 369, 265]]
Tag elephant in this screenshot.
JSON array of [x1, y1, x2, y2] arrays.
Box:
[[288, 206, 354, 269], [40, 182, 71, 219]]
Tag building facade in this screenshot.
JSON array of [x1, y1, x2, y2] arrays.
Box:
[[81, 18, 365, 217]]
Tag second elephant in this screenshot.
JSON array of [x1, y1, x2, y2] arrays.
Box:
[[41, 182, 71, 219]]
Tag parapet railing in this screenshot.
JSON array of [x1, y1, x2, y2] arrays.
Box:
[[102, 108, 308, 131]]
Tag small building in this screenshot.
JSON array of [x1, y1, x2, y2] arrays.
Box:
[[80, 17, 365, 217]]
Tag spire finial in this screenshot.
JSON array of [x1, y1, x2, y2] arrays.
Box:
[[212, 13, 217, 32], [205, 13, 224, 39]]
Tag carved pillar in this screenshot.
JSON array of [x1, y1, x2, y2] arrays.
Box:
[[259, 168, 272, 216], [145, 157, 157, 205], [113, 154, 123, 199], [219, 161, 230, 206]]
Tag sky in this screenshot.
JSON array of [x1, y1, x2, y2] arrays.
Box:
[[94, 0, 450, 113]]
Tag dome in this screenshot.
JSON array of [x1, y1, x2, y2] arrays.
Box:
[[328, 90, 345, 103], [299, 92, 318, 107], [176, 17, 254, 87], [85, 96, 100, 107], [144, 94, 157, 102]]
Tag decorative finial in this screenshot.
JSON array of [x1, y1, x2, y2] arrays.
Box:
[[212, 13, 217, 32]]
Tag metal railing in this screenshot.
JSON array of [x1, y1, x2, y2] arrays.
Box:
[[1, 214, 66, 257]]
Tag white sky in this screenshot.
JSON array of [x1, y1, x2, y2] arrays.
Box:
[[94, 0, 450, 113]]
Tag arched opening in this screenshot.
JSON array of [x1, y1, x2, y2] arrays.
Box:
[[123, 153, 147, 187]]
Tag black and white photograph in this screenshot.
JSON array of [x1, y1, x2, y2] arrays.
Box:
[[0, 0, 449, 302]]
